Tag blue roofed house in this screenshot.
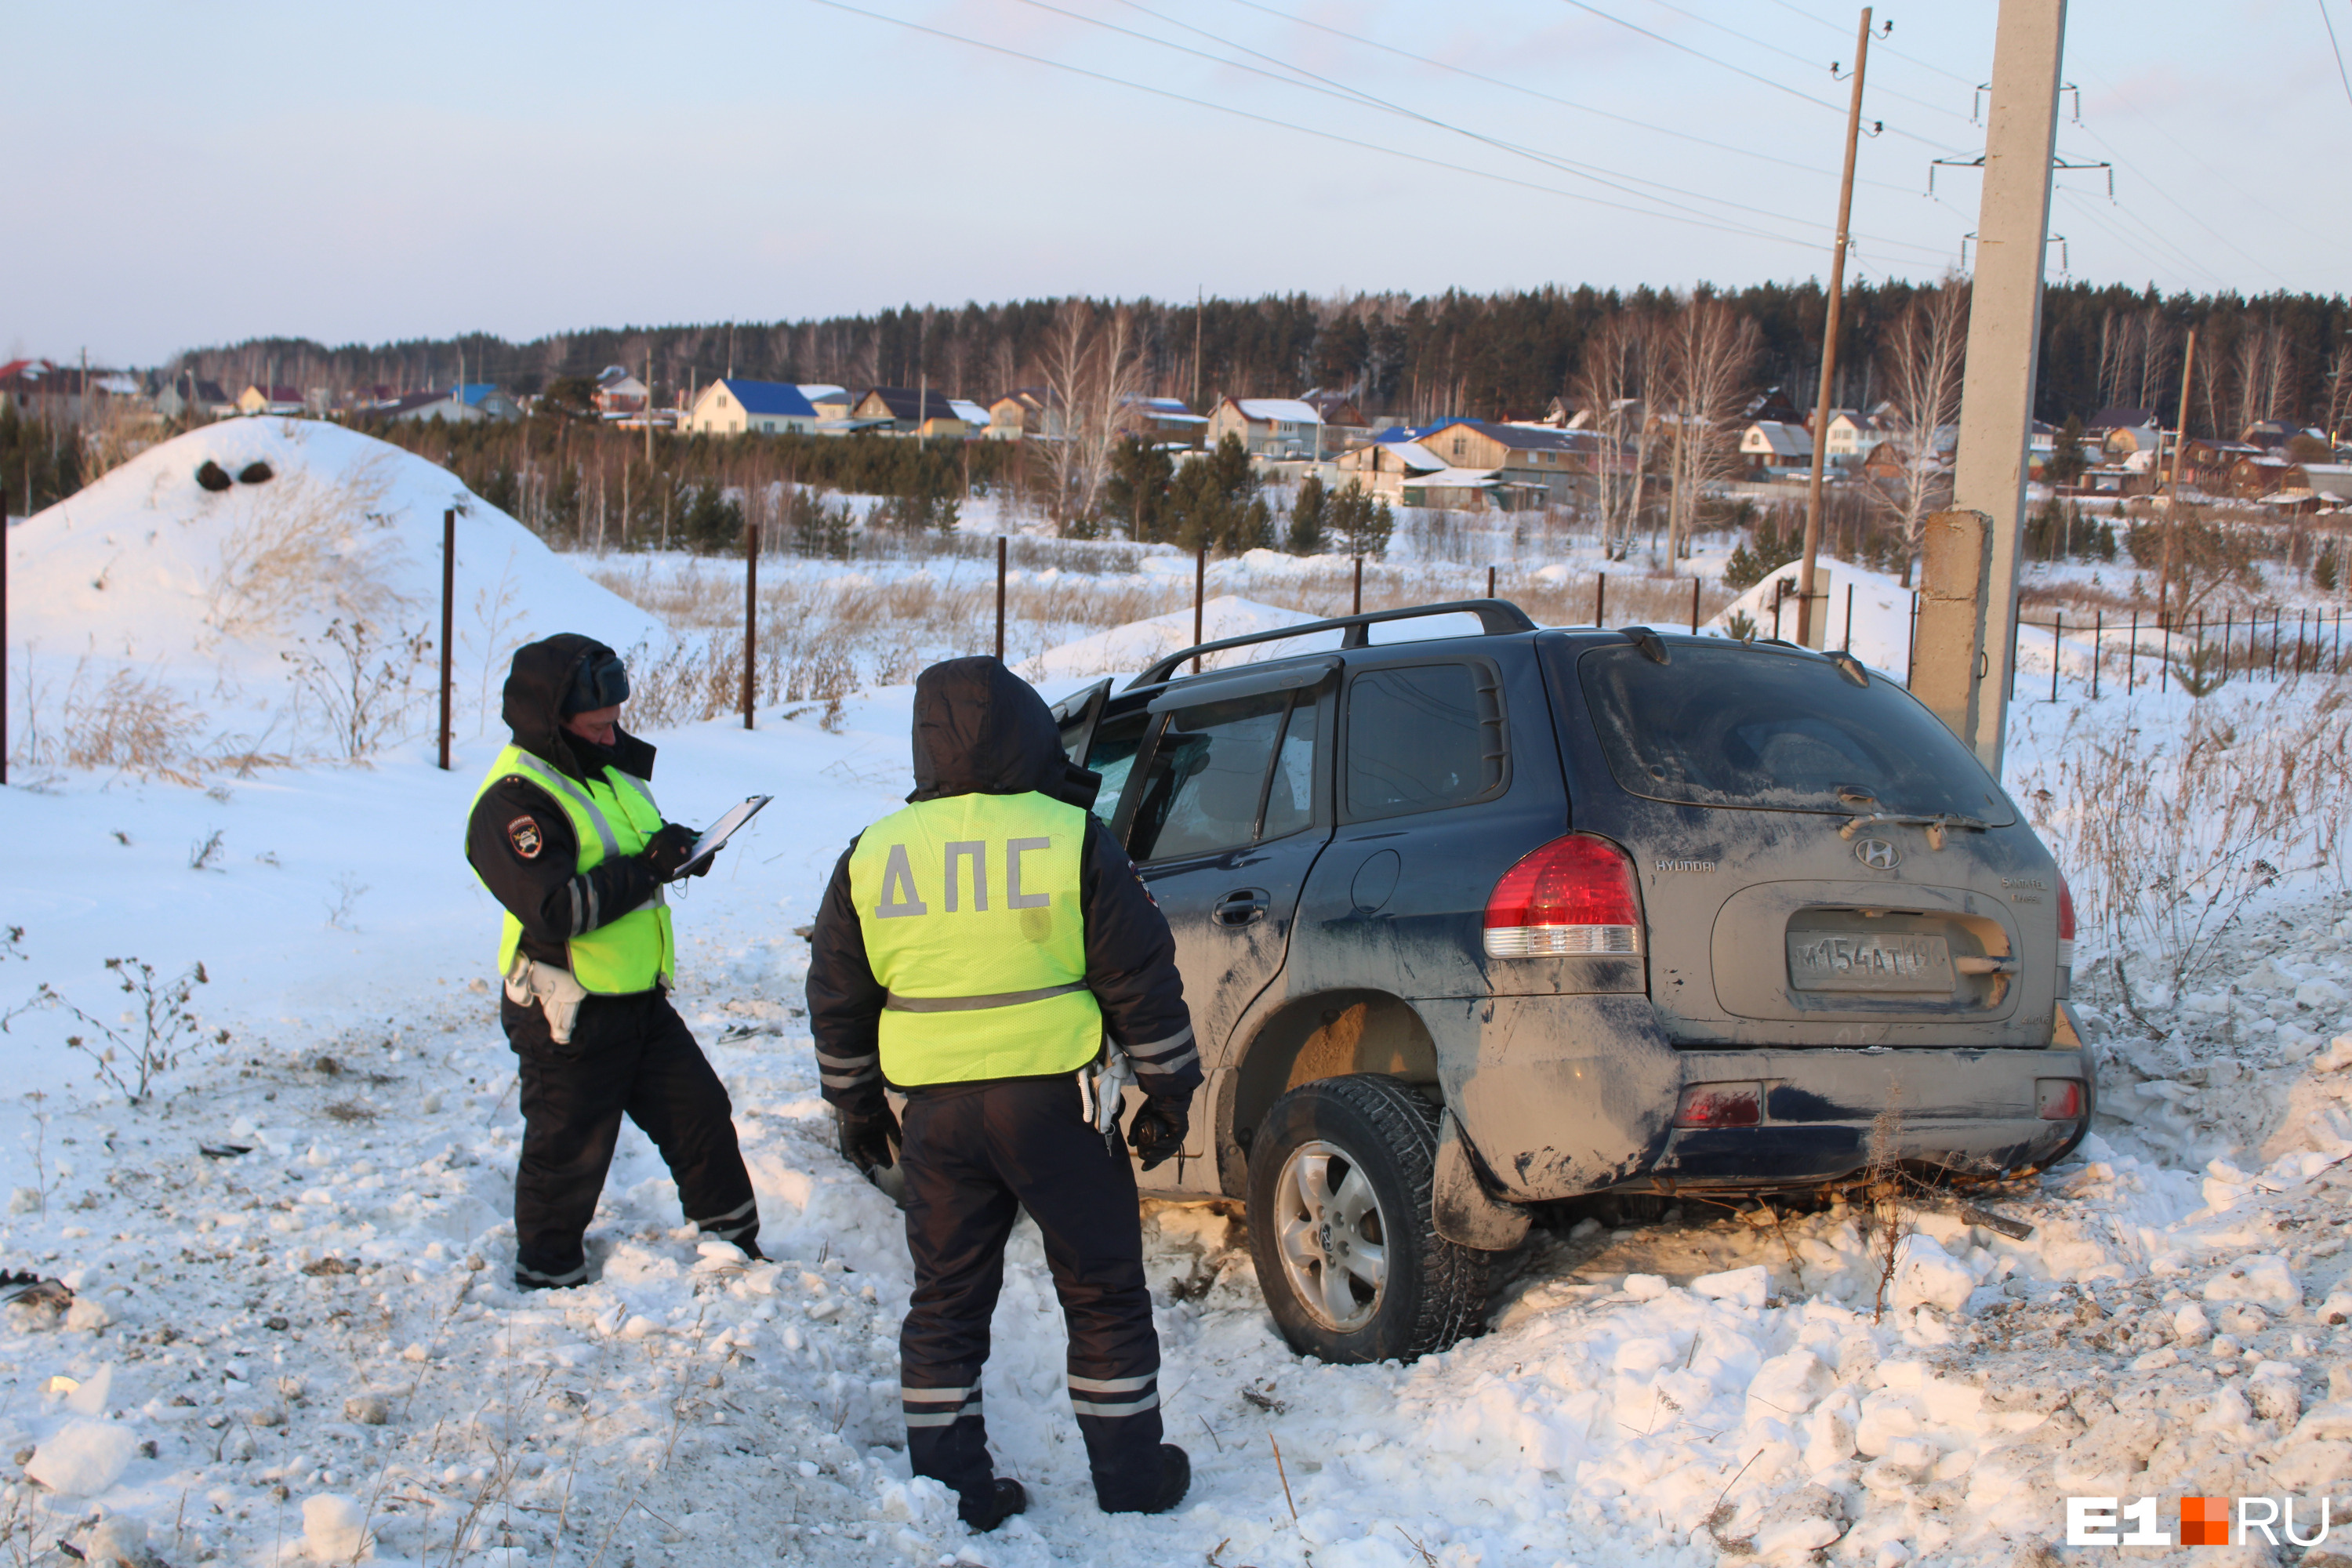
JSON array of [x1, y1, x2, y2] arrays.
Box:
[[681, 379, 820, 436], [381, 383, 521, 423]]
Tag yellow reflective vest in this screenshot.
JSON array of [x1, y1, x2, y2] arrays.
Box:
[[848, 791, 1101, 1085], [470, 744, 675, 993]]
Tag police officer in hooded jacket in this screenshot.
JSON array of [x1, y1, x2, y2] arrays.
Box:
[[466, 634, 760, 1291], [806, 656, 1197, 1532]]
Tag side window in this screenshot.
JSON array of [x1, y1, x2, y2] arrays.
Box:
[[1258, 695, 1316, 840], [1345, 662, 1505, 821], [1127, 691, 1291, 862], [1080, 710, 1149, 826]]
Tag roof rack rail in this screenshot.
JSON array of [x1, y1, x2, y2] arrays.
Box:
[[1127, 598, 1537, 689]]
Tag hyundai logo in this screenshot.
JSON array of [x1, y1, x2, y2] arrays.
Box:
[[1854, 837, 1901, 871]]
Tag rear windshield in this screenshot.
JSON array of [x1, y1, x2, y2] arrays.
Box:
[[1574, 642, 2014, 821]]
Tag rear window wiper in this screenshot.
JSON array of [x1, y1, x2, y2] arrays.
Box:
[[1837, 811, 1992, 850]]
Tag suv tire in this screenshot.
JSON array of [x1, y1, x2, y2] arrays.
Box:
[[1247, 1073, 1489, 1363]]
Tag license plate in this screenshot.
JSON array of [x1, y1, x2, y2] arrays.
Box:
[[1786, 931, 1955, 993]]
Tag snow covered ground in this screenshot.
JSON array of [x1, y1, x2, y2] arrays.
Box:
[[3, 437, 2351, 1566]]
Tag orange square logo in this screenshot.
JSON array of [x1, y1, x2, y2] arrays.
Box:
[[2180, 1497, 2230, 1546]]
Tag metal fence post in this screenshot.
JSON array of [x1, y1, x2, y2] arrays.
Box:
[[1595, 572, 1606, 627], [742, 522, 758, 730], [2052, 607, 2061, 702], [1690, 577, 1701, 633], [994, 535, 1007, 661], [438, 509, 455, 770]]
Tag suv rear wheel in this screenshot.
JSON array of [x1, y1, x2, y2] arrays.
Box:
[[1247, 1074, 1489, 1363]]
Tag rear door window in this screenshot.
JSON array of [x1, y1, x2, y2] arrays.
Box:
[[1081, 710, 1150, 826], [1128, 690, 1304, 861], [1343, 662, 1506, 821], [1576, 642, 2014, 821]]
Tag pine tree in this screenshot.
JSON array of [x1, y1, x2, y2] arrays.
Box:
[[1287, 474, 1326, 554]]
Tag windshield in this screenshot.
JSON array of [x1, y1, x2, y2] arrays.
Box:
[[1574, 642, 2015, 822]]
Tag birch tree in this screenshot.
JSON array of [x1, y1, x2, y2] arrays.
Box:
[[1660, 294, 1759, 570], [1868, 278, 1969, 586], [1036, 301, 1148, 536], [1573, 313, 1661, 560]]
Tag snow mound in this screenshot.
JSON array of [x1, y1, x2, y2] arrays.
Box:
[[1704, 554, 1915, 676], [1019, 594, 1334, 682], [7, 419, 659, 768], [26, 1418, 136, 1495]]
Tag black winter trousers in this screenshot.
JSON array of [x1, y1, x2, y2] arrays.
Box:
[[501, 989, 758, 1287], [898, 1076, 1165, 1511]]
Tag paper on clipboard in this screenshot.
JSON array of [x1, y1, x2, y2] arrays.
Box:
[[682, 795, 771, 873]]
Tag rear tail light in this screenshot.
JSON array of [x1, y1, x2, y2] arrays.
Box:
[[2036, 1078, 2085, 1120], [1674, 1083, 1762, 1127], [1483, 834, 1642, 958], [2056, 870, 2077, 971]]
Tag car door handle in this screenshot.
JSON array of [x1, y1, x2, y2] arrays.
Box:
[[1212, 888, 1269, 927]]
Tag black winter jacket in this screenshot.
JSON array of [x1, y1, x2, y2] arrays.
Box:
[[804, 657, 1196, 1116], [465, 633, 666, 971]]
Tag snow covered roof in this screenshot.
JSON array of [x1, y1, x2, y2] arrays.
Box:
[[1234, 397, 1322, 424], [949, 398, 992, 426], [715, 379, 818, 419], [797, 383, 848, 403], [1742, 421, 1813, 458], [1403, 466, 1503, 489], [1387, 441, 1446, 473]]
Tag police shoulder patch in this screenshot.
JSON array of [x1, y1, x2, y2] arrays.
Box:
[[507, 815, 545, 859]]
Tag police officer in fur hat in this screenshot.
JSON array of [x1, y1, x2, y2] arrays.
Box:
[[466, 634, 760, 1290]]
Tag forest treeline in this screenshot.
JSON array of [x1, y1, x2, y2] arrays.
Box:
[[172, 279, 2352, 436]]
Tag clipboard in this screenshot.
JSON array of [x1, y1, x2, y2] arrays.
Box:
[[681, 795, 771, 874]]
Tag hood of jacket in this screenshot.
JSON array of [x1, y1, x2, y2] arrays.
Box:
[[502, 633, 657, 782], [909, 656, 1099, 808]]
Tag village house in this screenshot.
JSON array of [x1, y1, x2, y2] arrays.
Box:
[[1124, 395, 1208, 448], [1334, 435, 1446, 501], [238, 384, 307, 417], [1411, 418, 1612, 504], [1204, 394, 1368, 459], [593, 366, 648, 419], [985, 389, 1059, 441], [1740, 419, 1813, 475], [380, 384, 522, 424], [2174, 437, 2262, 495], [1817, 408, 1889, 466], [152, 375, 234, 423], [679, 379, 818, 437], [851, 387, 970, 437], [799, 385, 851, 422]]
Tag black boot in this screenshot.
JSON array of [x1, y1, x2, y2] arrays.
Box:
[[1101, 1444, 1189, 1515], [959, 1478, 1027, 1532]]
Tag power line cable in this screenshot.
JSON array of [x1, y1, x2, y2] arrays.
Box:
[[804, 0, 1896, 253], [1751, 0, 1979, 88], [2318, 0, 2352, 109], [1071, 0, 1943, 258], [1218, 0, 1921, 196], [1554, 0, 1966, 154], [1634, 0, 1977, 125]]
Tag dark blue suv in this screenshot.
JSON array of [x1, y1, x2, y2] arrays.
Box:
[[1052, 601, 2092, 1363]]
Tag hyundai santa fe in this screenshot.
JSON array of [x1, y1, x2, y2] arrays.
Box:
[[1049, 600, 2092, 1363]]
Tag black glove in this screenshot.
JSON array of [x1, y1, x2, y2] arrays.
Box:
[[644, 823, 700, 881], [837, 1103, 900, 1174], [666, 822, 713, 877], [1125, 1094, 1190, 1172]]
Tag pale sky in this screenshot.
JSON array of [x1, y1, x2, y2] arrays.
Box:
[[9, 0, 2346, 366]]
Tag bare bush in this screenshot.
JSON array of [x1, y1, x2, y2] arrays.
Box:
[[281, 619, 434, 760], [2, 956, 229, 1102], [2017, 685, 2352, 989], [208, 453, 411, 638]]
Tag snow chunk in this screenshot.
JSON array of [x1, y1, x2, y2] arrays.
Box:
[[2202, 1254, 2300, 1309], [302, 1494, 368, 1561], [1692, 1265, 1768, 1309], [1746, 1348, 1833, 1423], [27, 1419, 137, 1494], [2314, 1033, 2352, 1072], [1623, 1273, 1670, 1300], [1751, 1483, 1851, 1555], [1892, 1233, 1975, 1314]]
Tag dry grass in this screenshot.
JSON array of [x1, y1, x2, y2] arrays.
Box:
[[590, 549, 1738, 728], [13, 661, 205, 783], [207, 452, 411, 640], [2015, 679, 2352, 989]]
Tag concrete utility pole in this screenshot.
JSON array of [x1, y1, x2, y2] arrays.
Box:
[[2158, 325, 2198, 625], [1795, 7, 1874, 649], [1942, 0, 2067, 771]]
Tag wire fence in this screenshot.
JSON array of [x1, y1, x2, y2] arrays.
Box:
[[2009, 604, 2352, 701]]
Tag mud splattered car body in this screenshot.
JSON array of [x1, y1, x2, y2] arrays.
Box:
[[1054, 602, 2092, 1359]]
